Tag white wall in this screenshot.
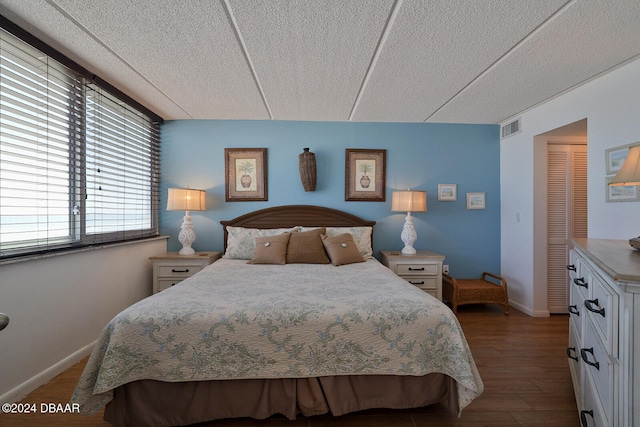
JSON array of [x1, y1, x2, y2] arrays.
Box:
[[501, 57, 640, 316], [0, 238, 167, 403]]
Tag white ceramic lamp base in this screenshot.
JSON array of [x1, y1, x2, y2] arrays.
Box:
[[400, 212, 418, 255], [178, 211, 196, 255]]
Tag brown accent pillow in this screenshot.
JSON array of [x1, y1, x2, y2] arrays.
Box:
[[286, 227, 330, 264], [321, 233, 366, 266], [247, 233, 291, 265]]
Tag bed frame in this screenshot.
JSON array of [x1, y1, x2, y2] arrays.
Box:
[[220, 204, 376, 250]]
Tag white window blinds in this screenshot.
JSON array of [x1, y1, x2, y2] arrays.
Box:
[[0, 25, 160, 259], [84, 85, 160, 243]]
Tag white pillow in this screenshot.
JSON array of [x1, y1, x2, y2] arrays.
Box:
[[224, 226, 299, 259], [299, 226, 373, 259]]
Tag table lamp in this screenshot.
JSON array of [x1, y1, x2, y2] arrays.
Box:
[[167, 187, 206, 255], [391, 190, 427, 255]]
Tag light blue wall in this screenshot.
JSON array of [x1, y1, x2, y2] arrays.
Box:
[[160, 120, 500, 277]]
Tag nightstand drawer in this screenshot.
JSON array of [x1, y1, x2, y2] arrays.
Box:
[[157, 278, 184, 292], [157, 265, 204, 277], [396, 264, 438, 276], [402, 276, 438, 290]]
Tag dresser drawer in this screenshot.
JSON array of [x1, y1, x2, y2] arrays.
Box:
[[582, 318, 613, 425], [569, 251, 590, 301], [569, 283, 583, 338], [567, 322, 582, 397], [157, 265, 204, 277], [582, 370, 609, 427], [586, 272, 617, 356], [395, 263, 438, 276], [401, 276, 438, 290]]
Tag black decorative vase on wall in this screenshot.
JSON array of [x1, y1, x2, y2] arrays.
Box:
[[298, 148, 317, 191]]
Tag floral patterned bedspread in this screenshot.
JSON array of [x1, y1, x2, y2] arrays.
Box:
[[72, 259, 483, 414]]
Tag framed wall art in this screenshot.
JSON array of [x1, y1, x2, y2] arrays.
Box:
[[605, 144, 632, 175], [225, 148, 267, 201], [605, 176, 640, 202], [345, 149, 386, 201], [438, 184, 457, 201], [466, 192, 486, 210]]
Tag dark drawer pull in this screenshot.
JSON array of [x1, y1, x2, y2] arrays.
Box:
[[580, 348, 600, 370], [409, 281, 425, 285], [573, 277, 588, 289], [568, 305, 580, 316], [172, 268, 190, 273], [580, 409, 594, 427], [408, 267, 425, 271], [566, 347, 579, 362], [585, 299, 605, 317], [566, 264, 577, 272]]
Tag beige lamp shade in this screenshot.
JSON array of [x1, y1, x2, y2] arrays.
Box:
[[167, 188, 206, 212], [609, 145, 640, 186], [391, 190, 427, 212]]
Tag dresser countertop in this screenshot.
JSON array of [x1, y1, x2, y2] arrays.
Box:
[[572, 238, 640, 284]]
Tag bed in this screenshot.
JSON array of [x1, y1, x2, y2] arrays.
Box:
[[71, 205, 483, 426]]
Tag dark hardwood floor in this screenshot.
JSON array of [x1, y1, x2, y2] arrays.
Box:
[[0, 305, 579, 427]]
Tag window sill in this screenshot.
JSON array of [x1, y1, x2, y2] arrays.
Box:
[[0, 236, 169, 267]]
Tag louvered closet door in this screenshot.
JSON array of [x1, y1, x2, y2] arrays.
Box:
[[547, 144, 588, 313]]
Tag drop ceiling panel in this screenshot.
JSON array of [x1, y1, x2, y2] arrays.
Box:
[[48, 0, 270, 120], [429, 0, 640, 124], [229, 0, 394, 121], [0, 0, 187, 119], [351, 0, 569, 123]]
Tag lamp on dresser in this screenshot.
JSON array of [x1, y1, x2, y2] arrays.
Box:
[[609, 145, 640, 186], [608, 144, 640, 249], [166, 187, 206, 255], [391, 189, 427, 255]]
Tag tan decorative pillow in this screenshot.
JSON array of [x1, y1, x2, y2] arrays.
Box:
[[321, 233, 365, 266], [247, 233, 291, 265], [286, 227, 329, 264]]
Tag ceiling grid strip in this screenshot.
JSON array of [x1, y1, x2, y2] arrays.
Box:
[[222, 0, 273, 120], [348, 0, 403, 122]]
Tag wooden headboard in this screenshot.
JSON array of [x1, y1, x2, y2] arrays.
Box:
[[220, 205, 376, 250]]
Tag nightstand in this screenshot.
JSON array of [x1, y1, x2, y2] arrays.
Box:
[[380, 250, 445, 300], [149, 251, 222, 294]]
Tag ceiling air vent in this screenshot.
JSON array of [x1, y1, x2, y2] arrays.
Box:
[[501, 118, 521, 139]]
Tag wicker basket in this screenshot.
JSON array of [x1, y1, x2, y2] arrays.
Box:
[[442, 271, 509, 314]]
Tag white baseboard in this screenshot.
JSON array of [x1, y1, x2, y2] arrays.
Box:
[[509, 299, 550, 317], [0, 341, 95, 404]]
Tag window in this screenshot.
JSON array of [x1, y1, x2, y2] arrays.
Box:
[[0, 23, 161, 259]]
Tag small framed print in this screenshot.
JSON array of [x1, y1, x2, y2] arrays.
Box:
[[345, 149, 386, 201], [225, 148, 267, 201], [605, 144, 633, 175], [466, 192, 486, 210], [438, 184, 457, 201], [605, 176, 640, 202]]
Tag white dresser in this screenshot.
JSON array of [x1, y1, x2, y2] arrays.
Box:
[[567, 239, 640, 427]]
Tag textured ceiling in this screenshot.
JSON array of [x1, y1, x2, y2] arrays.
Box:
[[1, 0, 639, 124]]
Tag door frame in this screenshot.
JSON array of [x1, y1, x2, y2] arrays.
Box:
[[533, 134, 587, 316]]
